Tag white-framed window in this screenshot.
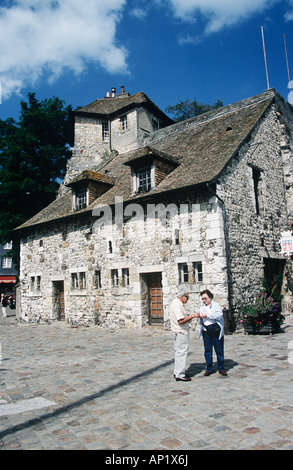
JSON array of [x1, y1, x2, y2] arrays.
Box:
[[71, 273, 78, 290], [4, 241, 12, 250], [122, 268, 130, 287], [2, 257, 12, 269], [80, 272, 86, 290], [132, 165, 154, 194], [30, 275, 41, 293], [71, 272, 86, 290], [74, 187, 88, 210], [193, 262, 203, 283], [178, 263, 189, 284], [111, 269, 119, 287], [102, 121, 109, 142], [120, 115, 128, 131]]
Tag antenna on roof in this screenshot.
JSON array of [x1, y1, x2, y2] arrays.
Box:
[[284, 33, 293, 105], [261, 26, 270, 90]]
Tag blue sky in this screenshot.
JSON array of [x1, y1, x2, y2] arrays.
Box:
[[0, 0, 293, 121]]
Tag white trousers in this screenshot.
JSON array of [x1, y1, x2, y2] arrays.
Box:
[[174, 332, 189, 378]]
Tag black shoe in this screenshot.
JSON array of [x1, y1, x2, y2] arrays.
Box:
[[175, 376, 191, 381], [174, 373, 191, 378]]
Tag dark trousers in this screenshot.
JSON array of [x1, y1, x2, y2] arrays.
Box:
[[202, 327, 224, 373]]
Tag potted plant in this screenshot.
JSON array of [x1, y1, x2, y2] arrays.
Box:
[[240, 291, 285, 334]]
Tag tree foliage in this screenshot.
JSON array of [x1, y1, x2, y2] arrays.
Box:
[[0, 93, 72, 243], [165, 97, 223, 122]]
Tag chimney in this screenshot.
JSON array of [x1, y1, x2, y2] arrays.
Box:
[[121, 85, 125, 94], [111, 87, 116, 98]]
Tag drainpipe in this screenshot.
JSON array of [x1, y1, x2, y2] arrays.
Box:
[[108, 117, 112, 152], [206, 183, 234, 331]]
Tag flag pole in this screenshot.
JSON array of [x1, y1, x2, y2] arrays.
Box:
[[261, 26, 270, 90], [284, 33, 293, 105]]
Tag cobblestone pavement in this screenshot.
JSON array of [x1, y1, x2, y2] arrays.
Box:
[[0, 312, 293, 451]]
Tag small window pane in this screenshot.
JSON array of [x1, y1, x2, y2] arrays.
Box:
[[76, 188, 87, 209]]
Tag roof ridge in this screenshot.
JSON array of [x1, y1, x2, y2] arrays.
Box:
[[141, 89, 276, 146]]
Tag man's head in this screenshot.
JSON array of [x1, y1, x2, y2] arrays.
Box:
[[177, 285, 189, 304]]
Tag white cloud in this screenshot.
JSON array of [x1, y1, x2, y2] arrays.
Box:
[[285, 0, 293, 20], [168, 0, 280, 33], [0, 0, 128, 99]]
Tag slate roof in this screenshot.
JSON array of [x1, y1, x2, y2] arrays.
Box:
[[16, 89, 277, 231], [75, 91, 173, 125]]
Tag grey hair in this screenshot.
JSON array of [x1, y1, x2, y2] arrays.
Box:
[[177, 284, 190, 298]]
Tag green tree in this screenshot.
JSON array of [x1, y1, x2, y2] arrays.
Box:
[[165, 98, 223, 122], [0, 93, 72, 243]]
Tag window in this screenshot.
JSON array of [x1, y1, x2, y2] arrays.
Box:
[[75, 187, 87, 210], [120, 115, 128, 131], [36, 275, 41, 292], [174, 229, 182, 245], [122, 268, 130, 287], [2, 257, 12, 269], [178, 263, 189, 283], [252, 167, 264, 216], [152, 117, 159, 131], [94, 270, 102, 289], [193, 262, 203, 283], [30, 275, 41, 294], [102, 121, 109, 142], [71, 272, 86, 290], [71, 273, 78, 290], [4, 241, 12, 250], [138, 166, 152, 193], [80, 272, 86, 290], [111, 269, 119, 287]]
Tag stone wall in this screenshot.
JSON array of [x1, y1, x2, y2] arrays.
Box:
[[18, 189, 230, 328], [217, 104, 290, 315]]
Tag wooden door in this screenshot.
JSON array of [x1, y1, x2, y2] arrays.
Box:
[[149, 273, 163, 324]]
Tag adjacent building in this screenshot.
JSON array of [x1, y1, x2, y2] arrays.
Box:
[[0, 242, 17, 294], [15, 87, 293, 328]]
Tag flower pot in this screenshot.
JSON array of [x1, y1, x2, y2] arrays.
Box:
[[244, 321, 280, 335]]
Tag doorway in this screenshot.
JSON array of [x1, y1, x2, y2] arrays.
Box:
[[263, 258, 285, 300], [52, 281, 65, 321], [141, 272, 163, 324]]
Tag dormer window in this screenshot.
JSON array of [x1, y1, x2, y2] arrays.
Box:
[[135, 165, 154, 193], [66, 170, 116, 211], [75, 187, 88, 210], [124, 146, 179, 196]]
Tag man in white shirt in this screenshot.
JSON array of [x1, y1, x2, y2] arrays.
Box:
[[169, 285, 197, 381]]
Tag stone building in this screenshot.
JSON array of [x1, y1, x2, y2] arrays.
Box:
[[15, 87, 293, 328]]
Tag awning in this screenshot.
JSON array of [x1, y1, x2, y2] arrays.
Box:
[[0, 276, 16, 284]]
